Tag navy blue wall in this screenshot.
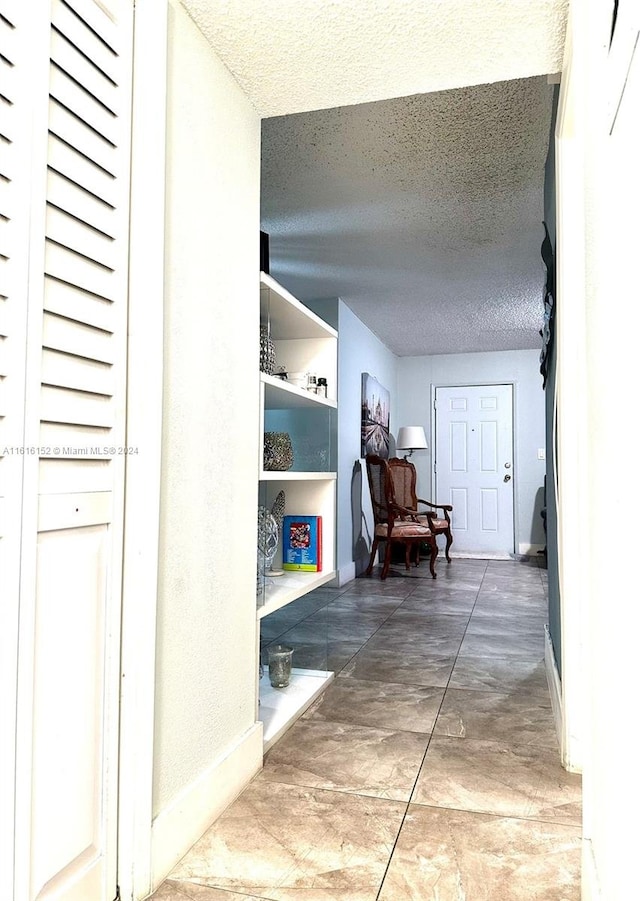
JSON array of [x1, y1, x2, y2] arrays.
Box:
[[544, 85, 561, 676]]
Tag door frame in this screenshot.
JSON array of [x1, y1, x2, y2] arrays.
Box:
[[552, 7, 586, 774], [430, 381, 517, 558], [116, 2, 168, 899]]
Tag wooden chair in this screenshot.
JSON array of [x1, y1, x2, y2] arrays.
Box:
[[388, 456, 454, 562], [365, 454, 438, 579]]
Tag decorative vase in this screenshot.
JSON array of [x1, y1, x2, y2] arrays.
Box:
[[268, 644, 294, 688], [256, 505, 279, 598], [259, 324, 276, 374], [271, 490, 286, 530], [263, 432, 294, 471]]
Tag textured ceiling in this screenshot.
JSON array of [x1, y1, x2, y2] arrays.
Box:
[[262, 78, 556, 356], [180, 0, 567, 357], [180, 0, 567, 117]]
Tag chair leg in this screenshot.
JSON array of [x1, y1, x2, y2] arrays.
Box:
[[429, 539, 438, 579], [366, 538, 379, 576], [444, 529, 453, 563], [404, 542, 412, 570], [381, 542, 392, 580]]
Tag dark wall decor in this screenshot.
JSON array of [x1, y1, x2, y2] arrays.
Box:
[[539, 221, 556, 388], [260, 230, 270, 274], [361, 372, 390, 458]]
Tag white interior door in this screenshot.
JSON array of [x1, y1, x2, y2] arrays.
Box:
[[6, 2, 134, 900], [435, 384, 514, 556]]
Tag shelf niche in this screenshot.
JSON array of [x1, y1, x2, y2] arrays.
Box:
[[257, 271, 338, 748]]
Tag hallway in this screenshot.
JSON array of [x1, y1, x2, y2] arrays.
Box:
[[151, 557, 581, 900]]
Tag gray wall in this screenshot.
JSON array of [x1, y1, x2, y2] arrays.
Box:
[[336, 302, 398, 582], [544, 84, 561, 674]]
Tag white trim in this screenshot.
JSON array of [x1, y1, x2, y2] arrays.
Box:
[[544, 624, 582, 773], [582, 838, 602, 901], [544, 625, 564, 756], [149, 724, 263, 891], [452, 552, 511, 561], [517, 543, 545, 557], [117, 3, 168, 900], [12, 7, 54, 899], [554, 3, 587, 779]]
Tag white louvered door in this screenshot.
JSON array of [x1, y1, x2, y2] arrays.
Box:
[[0, 8, 33, 898], [5, 2, 134, 900]]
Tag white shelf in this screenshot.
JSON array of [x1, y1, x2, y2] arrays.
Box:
[[259, 668, 334, 751], [260, 471, 337, 482], [258, 569, 337, 620], [262, 372, 337, 410], [260, 273, 338, 340]]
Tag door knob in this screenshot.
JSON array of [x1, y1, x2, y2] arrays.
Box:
[[504, 474, 511, 482]]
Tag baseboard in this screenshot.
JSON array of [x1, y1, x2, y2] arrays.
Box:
[[518, 542, 545, 556], [150, 722, 263, 891], [451, 552, 512, 560], [544, 625, 564, 758], [582, 838, 601, 901]]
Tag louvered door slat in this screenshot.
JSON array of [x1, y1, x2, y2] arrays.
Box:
[[0, 15, 16, 110], [47, 169, 115, 237], [0, 214, 9, 258], [51, 0, 118, 80], [49, 99, 116, 175], [45, 240, 115, 300], [44, 275, 112, 331], [0, 95, 12, 134], [0, 58, 15, 111], [43, 310, 114, 363], [1, 177, 19, 236], [46, 203, 116, 270], [42, 348, 113, 396], [0, 137, 13, 181], [40, 420, 110, 451], [41, 383, 114, 428], [50, 26, 117, 114], [48, 133, 116, 205], [49, 64, 118, 145]]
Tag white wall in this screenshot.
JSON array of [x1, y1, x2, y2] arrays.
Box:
[[558, 5, 640, 899], [151, 0, 262, 881], [336, 301, 398, 582], [397, 349, 546, 555]]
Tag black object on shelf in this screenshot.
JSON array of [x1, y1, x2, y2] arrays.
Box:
[[260, 231, 270, 274]]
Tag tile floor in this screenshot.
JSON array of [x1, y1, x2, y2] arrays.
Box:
[[151, 556, 582, 901]]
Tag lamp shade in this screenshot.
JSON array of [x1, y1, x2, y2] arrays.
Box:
[[396, 426, 428, 451]]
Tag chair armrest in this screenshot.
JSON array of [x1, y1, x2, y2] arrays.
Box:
[[416, 499, 453, 513], [389, 501, 420, 522]]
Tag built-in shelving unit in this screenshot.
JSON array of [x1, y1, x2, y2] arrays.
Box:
[[257, 272, 338, 746]]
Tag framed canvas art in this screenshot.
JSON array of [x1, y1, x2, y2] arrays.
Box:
[[361, 373, 390, 458]]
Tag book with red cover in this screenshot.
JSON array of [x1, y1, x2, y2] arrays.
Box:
[[282, 515, 322, 572]]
